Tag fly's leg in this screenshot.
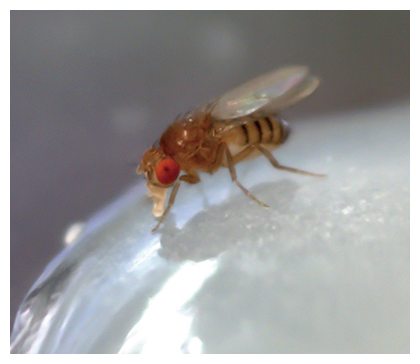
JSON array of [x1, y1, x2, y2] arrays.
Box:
[[224, 143, 269, 208], [254, 145, 327, 178], [230, 145, 256, 165], [152, 172, 200, 233], [229, 144, 326, 177]]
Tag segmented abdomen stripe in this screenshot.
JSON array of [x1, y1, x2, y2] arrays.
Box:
[[265, 117, 274, 136], [254, 120, 263, 143], [241, 124, 249, 144], [259, 117, 274, 143], [235, 116, 287, 146]]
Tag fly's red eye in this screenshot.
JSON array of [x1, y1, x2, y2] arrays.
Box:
[[156, 158, 180, 185]]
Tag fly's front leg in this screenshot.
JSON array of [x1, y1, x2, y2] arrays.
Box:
[[152, 172, 200, 233], [254, 145, 327, 178], [224, 143, 269, 208]]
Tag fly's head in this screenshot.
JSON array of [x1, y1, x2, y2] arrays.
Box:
[[137, 147, 180, 188], [138, 147, 181, 218]]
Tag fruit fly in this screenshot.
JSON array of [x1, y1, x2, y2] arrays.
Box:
[[138, 66, 325, 232]]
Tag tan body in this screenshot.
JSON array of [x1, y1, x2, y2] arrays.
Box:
[[159, 111, 288, 177], [141, 110, 323, 232], [138, 66, 325, 232]]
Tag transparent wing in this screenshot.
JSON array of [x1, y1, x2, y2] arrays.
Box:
[[210, 65, 319, 121]]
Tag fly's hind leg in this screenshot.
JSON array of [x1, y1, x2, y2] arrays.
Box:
[[228, 143, 325, 177], [224, 143, 269, 208], [152, 172, 200, 233], [254, 145, 327, 178]]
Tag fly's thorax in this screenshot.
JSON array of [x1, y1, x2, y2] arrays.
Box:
[[160, 112, 212, 155]]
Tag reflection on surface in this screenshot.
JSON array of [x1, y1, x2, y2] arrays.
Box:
[[119, 259, 218, 354], [10, 263, 76, 353]]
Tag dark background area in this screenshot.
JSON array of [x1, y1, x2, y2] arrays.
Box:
[[10, 11, 409, 329]]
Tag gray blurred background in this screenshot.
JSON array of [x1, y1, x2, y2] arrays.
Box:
[[10, 11, 409, 330]]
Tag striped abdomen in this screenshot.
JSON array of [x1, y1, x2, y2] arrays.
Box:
[[228, 116, 289, 146]]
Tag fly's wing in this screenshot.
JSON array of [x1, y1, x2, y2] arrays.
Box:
[[210, 65, 319, 122]]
